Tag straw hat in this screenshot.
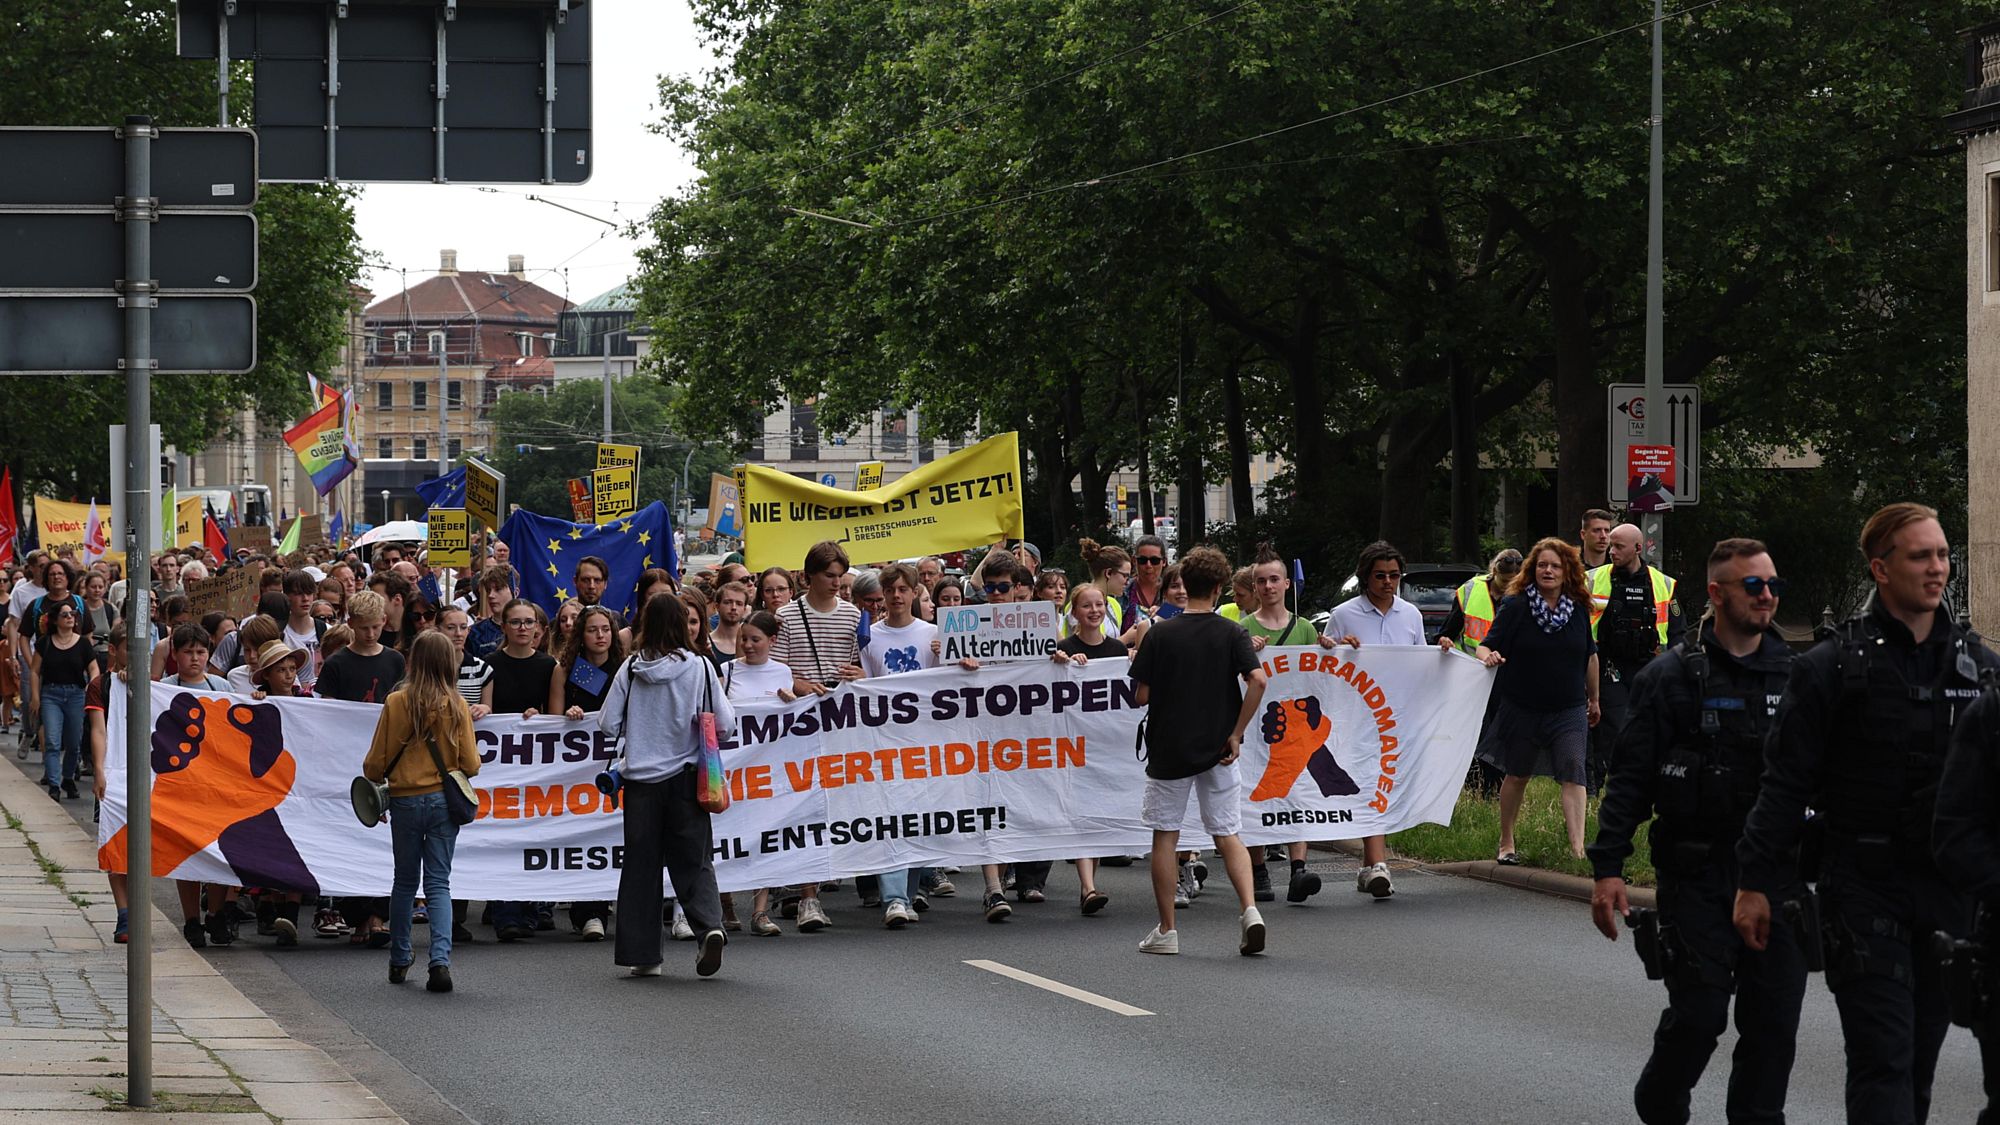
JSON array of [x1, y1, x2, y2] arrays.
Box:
[[249, 639, 309, 684]]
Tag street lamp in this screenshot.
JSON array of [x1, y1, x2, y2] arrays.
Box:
[[379, 489, 390, 525]]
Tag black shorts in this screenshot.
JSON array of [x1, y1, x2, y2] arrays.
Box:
[[1476, 695, 1588, 785]]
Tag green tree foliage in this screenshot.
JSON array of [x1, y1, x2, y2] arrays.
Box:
[[636, 1, 1976, 602], [0, 0, 364, 501], [485, 376, 740, 524]]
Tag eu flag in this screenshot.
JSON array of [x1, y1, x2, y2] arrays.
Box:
[[496, 500, 677, 619], [415, 467, 467, 509]]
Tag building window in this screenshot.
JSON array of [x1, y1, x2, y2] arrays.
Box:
[[377, 437, 393, 459], [413, 438, 428, 461], [1989, 174, 2000, 292], [448, 438, 462, 460], [376, 383, 393, 410], [448, 380, 463, 408], [394, 330, 411, 354], [429, 330, 446, 355], [413, 383, 429, 409]]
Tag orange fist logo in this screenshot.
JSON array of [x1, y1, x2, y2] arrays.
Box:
[[99, 694, 318, 894], [1250, 697, 1359, 801]]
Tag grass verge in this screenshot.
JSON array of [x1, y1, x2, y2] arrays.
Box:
[[1388, 778, 1657, 886]]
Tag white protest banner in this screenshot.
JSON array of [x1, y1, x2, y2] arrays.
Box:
[[936, 602, 1059, 664], [99, 648, 1492, 898]]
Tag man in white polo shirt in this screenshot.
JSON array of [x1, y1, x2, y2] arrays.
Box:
[[1326, 541, 1428, 900]]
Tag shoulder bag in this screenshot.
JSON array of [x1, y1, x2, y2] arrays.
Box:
[[696, 667, 730, 814], [419, 719, 480, 826]]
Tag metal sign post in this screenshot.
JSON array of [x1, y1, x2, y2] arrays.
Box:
[[119, 114, 156, 1113]]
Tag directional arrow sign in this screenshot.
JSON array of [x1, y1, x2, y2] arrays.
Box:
[[1606, 383, 1701, 507], [0, 212, 257, 291], [0, 295, 256, 374]]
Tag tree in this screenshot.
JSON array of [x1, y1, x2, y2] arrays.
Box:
[[0, 0, 364, 501]]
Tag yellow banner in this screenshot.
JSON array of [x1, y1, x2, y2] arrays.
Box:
[[427, 508, 472, 568], [741, 432, 1024, 570], [591, 466, 637, 525], [596, 443, 641, 472], [175, 495, 202, 549], [35, 497, 93, 550]]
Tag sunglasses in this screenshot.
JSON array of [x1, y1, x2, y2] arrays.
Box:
[[1738, 576, 1788, 598], [983, 582, 1013, 595], [1371, 571, 1403, 582], [313, 614, 336, 624], [414, 610, 436, 621], [1135, 556, 1165, 565], [1039, 568, 1066, 578]]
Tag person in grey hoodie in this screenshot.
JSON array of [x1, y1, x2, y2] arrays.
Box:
[[600, 590, 735, 979]]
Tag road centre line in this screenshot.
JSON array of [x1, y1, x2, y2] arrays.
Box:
[[962, 959, 1155, 1016]]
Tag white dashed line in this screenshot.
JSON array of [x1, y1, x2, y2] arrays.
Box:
[[963, 959, 1155, 1016]]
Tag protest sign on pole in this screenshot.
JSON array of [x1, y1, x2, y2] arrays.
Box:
[[464, 457, 505, 532], [855, 460, 885, 492], [590, 466, 637, 525], [937, 602, 1059, 664], [741, 432, 1024, 569], [595, 442, 641, 473], [426, 508, 472, 568]]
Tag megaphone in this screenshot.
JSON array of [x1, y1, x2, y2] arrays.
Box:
[[595, 763, 624, 810]]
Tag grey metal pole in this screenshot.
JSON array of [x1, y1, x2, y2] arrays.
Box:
[[120, 113, 157, 1112], [437, 345, 448, 478], [1641, 0, 1666, 565], [601, 329, 612, 443]]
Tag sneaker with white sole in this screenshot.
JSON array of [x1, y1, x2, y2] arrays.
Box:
[[750, 911, 781, 936], [671, 913, 695, 941], [929, 877, 956, 898], [796, 898, 831, 932], [1139, 926, 1180, 955], [1239, 906, 1267, 956], [581, 917, 606, 941], [695, 930, 725, 977], [983, 892, 1013, 923], [1177, 862, 1201, 903], [884, 902, 913, 929], [1357, 862, 1395, 898]]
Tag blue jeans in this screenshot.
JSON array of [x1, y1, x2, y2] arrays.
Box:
[[40, 683, 84, 789], [388, 793, 458, 969], [878, 867, 930, 908]]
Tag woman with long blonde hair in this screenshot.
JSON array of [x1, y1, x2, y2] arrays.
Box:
[[363, 631, 481, 993]]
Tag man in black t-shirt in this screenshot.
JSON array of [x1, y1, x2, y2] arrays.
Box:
[[1127, 546, 1269, 959]]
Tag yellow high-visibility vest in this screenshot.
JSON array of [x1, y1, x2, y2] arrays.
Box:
[[1587, 564, 1676, 645], [1455, 575, 1497, 654]]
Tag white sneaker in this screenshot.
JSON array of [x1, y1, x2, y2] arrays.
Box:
[[884, 902, 912, 929], [1357, 863, 1395, 899], [1139, 926, 1180, 955], [1239, 906, 1267, 956], [1177, 862, 1201, 903], [629, 964, 662, 977], [671, 913, 694, 941], [581, 917, 606, 942], [796, 898, 831, 933]]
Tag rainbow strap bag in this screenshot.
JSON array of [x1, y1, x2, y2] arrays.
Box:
[[696, 670, 729, 814]]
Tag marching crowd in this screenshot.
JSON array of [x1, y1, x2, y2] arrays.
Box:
[[7, 500, 1997, 1122]]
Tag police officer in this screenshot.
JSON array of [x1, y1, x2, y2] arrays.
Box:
[[1735, 502, 1999, 1124], [1588, 524, 1680, 794], [1934, 682, 2000, 1122], [1588, 537, 1804, 1124]]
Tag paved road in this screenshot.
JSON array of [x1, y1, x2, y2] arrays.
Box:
[[16, 744, 1985, 1124]]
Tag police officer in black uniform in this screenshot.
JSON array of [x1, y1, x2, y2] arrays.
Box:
[[1592, 523, 1676, 794], [1735, 502, 1999, 1124], [1588, 537, 1805, 1124], [1935, 682, 2000, 1123]]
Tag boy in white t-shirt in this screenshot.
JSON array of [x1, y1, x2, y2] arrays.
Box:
[[860, 564, 938, 928]]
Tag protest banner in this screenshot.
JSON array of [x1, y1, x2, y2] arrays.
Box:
[[596, 442, 641, 472], [173, 496, 202, 549], [227, 525, 273, 556], [464, 457, 505, 531], [97, 647, 1491, 898], [34, 497, 94, 551], [566, 476, 595, 523], [707, 472, 742, 538], [938, 602, 1059, 664], [741, 432, 1025, 570], [184, 565, 260, 619], [426, 508, 472, 568], [591, 466, 637, 525]]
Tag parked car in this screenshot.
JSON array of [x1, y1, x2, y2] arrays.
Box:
[[1310, 563, 1481, 643]]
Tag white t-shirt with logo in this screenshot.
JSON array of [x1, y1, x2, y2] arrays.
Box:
[[862, 619, 938, 679], [723, 658, 795, 701]]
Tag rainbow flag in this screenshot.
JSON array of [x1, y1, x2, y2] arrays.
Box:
[[283, 396, 356, 496]]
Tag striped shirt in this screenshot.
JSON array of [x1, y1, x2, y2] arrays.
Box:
[[455, 651, 493, 707]]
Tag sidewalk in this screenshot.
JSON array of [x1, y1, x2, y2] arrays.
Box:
[[0, 761, 403, 1121]]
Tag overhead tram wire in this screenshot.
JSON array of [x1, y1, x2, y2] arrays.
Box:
[[803, 0, 1730, 231]]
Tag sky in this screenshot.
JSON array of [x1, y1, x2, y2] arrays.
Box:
[[349, 2, 712, 308]]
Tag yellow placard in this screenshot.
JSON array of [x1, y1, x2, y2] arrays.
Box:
[[34, 497, 94, 550], [175, 495, 203, 549], [426, 508, 472, 568], [855, 460, 885, 492], [465, 458, 504, 531], [591, 466, 637, 525], [741, 432, 1025, 570], [596, 443, 641, 472]]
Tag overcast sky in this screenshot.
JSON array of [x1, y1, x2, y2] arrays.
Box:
[[349, 2, 711, 307]]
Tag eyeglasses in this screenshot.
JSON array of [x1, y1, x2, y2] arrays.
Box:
[[983, 582, 1013, 596], [1114, 570, 1132, 580], [505, 618, 538, 628], [1739, 576, 1788, 598], [1135, 556, 1165, 565]]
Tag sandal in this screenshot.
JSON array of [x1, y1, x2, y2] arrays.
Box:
[[1496, 851, 1522, 866], [1080, 889, 1109, 916]]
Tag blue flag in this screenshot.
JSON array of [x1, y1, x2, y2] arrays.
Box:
[[417, 571, 445, 608], [415, 467, 467, 509], [497, 501, 677, 618], [568, 657, 610, 698], [328, 509, 345, 546]]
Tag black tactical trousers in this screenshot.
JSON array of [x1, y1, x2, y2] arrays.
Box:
[[1635, 861, 1807, 1125], [1820, 853, 1970, 1125]]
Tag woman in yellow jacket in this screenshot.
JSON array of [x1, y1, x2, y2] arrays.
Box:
[[363, 632, 481, 994]]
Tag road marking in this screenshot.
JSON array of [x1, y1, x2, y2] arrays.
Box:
[[962, 959, 1154, 1016]]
